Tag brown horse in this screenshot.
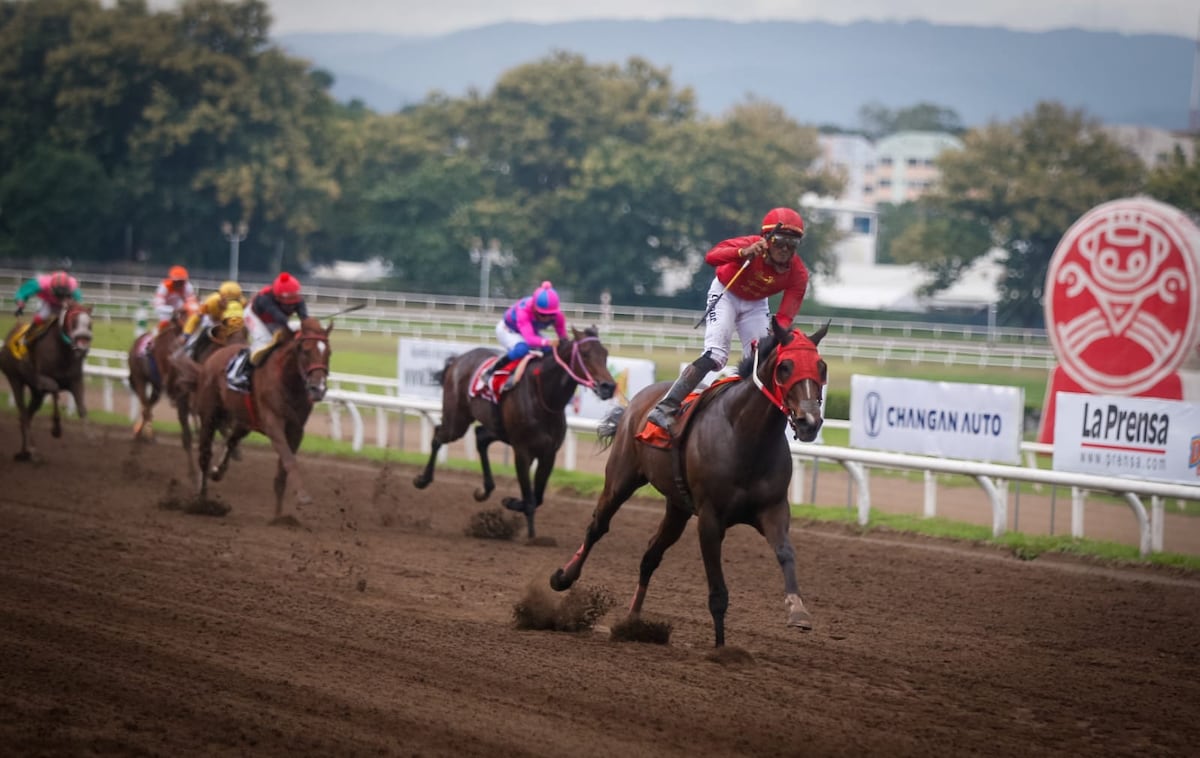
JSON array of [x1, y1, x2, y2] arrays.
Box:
[[412, 326, 618, 539], [550, 318, 829, 647], [127, 309, 190, 442], [0, 303, 94, 461], [192, 316, 332, 521]]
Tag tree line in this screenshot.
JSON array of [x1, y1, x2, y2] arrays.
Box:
[[1, 0, 1197, 326]]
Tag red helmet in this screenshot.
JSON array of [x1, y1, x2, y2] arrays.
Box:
[[531, 281, 560, 316], [168, 265, 189, 282], [48, 271, 75, 296], [272, 272, 302, 304], [760, 207, 805, 240]]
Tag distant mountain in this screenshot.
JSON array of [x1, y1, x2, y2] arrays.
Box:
[[278, 19, 1193, 131]]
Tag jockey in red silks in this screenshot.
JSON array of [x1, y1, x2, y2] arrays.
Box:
[[647, 206, 810, 432], [13, 271, 82, 345], [483, 280, 569, 389], [151, 265, 199, 335], [226, 272, 309, 392]]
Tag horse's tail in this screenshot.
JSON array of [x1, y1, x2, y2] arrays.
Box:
[[596, 406, 625, 450], [433, 355, 457, 385]]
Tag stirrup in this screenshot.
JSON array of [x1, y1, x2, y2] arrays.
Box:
[[646, 404, 676, 430]]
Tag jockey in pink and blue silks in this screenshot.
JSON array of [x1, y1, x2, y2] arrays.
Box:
[[485, 280, 568, 386]]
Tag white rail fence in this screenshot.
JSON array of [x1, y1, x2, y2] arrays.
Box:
[[40, 351, 1199, 558]]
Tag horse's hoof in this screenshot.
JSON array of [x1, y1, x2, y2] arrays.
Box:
[[412, 475, 430, 489], [296, 492, 313, 506], [786, 610, 813, 631], [472, 487, 493, 502], [210, 468, 224, 482], [13, 451, 32, 462], [549, 569, 573, 592], [51, 426, 62, 439], [502, 497, 525, 512]]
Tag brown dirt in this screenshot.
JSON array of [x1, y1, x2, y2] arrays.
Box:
[[3, 423, 1200, 757]]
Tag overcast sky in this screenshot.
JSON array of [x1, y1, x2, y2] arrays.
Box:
[[213, 1, 1194, 39]]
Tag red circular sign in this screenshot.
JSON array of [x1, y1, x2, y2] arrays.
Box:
[[1045, 198, 1200, 395]]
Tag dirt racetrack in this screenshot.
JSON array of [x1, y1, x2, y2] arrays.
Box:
[[2, 423, 1200, 757]]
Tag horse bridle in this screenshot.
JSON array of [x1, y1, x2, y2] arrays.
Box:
[[750, 338, 823, 440], [60, 305, 92, 355], [550, 336, 602, 390], [294, 331, 330, 388]]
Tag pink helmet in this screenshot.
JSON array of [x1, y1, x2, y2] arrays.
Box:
[[531, 281, 560, 316], [48, 271, 75, 297]]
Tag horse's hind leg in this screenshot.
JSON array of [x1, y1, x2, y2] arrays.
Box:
[[550, 466, 648, 592], [412, 412, 472, 490], [626, 502, 692, 621], [502, 447, 539, 536], [211, 426, 249, 483], [7, 380, 35, 461], [756, 500, 812, 631]]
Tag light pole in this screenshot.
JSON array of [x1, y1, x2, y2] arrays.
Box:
[[469, 237, 514, 311], [221, 221, 249, 281]]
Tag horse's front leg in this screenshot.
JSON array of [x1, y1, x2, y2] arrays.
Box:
[[697, 512, 730, 647], [502, 448, 538, 537], [757, 500, 812, 631], [264, 421, 309, 515], [69, 377, 94, 441], [176, 394, 194, 478], [551, 464, 648, 592], [50, 392, 62, 439], [412, 413, 471, 491], [196, 415, 216, 497]]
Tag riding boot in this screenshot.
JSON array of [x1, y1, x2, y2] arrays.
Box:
[[173, 330, 200, 360], [188, 330, 212, 361], [646, 364, 706, 432]]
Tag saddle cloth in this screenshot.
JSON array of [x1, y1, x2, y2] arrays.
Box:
[[636, 376, 740, 449], [6, 324, 31, 361], [469, 354, 535, 402]]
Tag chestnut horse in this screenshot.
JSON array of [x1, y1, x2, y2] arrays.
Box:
[[412, 326, 617, 539], [550, 319, 829, 647], [192, 316, 332, 521], [0, 303, 94, 460]]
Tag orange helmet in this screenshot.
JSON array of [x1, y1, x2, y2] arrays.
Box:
[[168, 265, 189, 282], [272, 272, 302, 304], [760, 208, 805, 241]]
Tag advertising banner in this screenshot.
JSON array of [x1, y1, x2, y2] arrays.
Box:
[[850, 375, 1024, 463], [1052, 392, 1200, 485]]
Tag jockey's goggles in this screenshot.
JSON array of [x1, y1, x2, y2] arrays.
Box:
[[769, 234, 802, 252]]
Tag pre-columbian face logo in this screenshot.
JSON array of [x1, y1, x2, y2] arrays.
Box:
[[1046, 199, 1200, 395]]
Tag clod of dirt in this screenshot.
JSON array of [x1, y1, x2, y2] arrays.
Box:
[[465, 508, 523, 540], [704, 646, 756, 666], [609, 616, 673, 645], [355, 578, 367, 592], [157, 478, 230, 516], [513, 582, 615, 633]]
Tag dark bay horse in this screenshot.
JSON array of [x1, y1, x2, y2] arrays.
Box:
[[550, 318, 829, 647], [412, 326, 618, 539], [192, 316, 332, 522], [0, 303, 94, 460]]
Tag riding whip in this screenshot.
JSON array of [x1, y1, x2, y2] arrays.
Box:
[[693, 256, 751, 329], [326, 303, 367, 320]]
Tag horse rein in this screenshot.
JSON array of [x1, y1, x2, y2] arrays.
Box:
[[294, 332, 330, 382], [551, 336, 601, 389], [60, 305, 93, 354]]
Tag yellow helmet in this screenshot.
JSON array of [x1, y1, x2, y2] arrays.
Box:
[[218, 280, 243, 302], [222, 300, 245, 329]]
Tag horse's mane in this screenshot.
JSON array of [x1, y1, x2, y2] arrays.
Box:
[[735, 331, 781, 379]]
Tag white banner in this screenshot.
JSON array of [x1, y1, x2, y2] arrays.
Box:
[[397, 338, 655, 421], [570, 356, 656, 421], [396, 338, 490, 398], [1052, 392, 1200, 485], [850, 375, 1024, 463]]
